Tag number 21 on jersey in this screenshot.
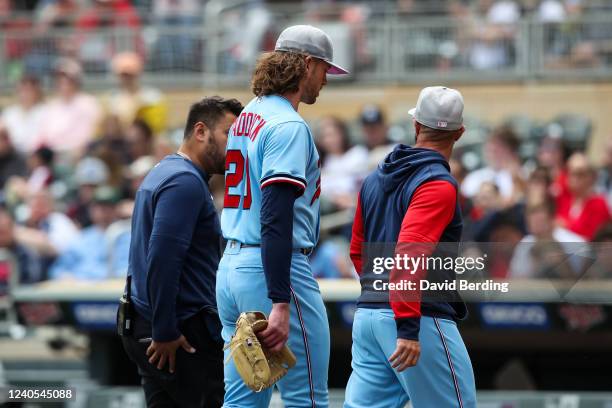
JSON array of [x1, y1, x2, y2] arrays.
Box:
[[223, 149, 252, 209]]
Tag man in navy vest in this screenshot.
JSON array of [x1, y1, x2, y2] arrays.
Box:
[[344, 87, 477, 408]]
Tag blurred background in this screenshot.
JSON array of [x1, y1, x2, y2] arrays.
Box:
[[0, 0, 612, 406]]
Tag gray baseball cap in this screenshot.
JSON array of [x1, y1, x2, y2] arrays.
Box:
[[275, 25, 349, 75], [408, 86, 464, 131]]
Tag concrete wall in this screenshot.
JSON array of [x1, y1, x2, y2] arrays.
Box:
[[167, 82, 612, 164]]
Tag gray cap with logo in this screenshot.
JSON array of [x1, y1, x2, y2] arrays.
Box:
[[408, 86, 464, 131], [275, 25, 349, 75]]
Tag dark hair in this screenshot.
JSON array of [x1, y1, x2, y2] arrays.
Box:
[[184, 96, 244, 139], [526, 196, 556, 217], [251, 52, 307, 97], [33, 146, 55, 167], [316, 116, 352, 158], [131, 119, 153, 142], [489, 125, 520, 154], [529, 166, 552, 186], [20, 75, 41, 87]]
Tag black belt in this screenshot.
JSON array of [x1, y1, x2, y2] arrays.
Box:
[[240, 243, 313, 256]]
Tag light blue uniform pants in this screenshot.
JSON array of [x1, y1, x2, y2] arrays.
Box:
[[344, 308, 476, 408], [216, 241, 330, 408]]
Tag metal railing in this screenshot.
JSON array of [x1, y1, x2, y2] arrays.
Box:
[[1, 11, 612, 90]]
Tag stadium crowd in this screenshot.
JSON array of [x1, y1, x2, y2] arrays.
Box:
[[0, 0, 610, 295], [1, 0, 612, 83], [0, 53, 610, 293]]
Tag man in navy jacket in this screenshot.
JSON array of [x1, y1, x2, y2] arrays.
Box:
[[121, 96, 242, 408], [345, 87, 477, 408]]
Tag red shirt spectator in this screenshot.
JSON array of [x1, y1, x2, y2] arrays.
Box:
[[556, 153, 611, 240], [556, 193, 610, 240]]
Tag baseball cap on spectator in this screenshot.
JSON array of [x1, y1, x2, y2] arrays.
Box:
[[275, 25, 349, 75], [360, 104, 385, 125], [92, 185, 121, 205], [54, 58, 83, 82], [75, 157, 109, 186], [127, 156, 156, 179], [112, 52, 143, 76], [409, 86, 464, 131]]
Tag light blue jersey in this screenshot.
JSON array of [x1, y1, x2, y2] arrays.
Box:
[[221, 95, 321, 249]]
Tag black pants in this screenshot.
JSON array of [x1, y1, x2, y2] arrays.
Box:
[[121, 309, 224, 408]]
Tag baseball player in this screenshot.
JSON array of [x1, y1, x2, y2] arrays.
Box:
[[217, 25, 348, 407], [344, 87, 477, 408]]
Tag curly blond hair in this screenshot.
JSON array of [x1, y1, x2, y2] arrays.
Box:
[[251, 52, 307, 97]]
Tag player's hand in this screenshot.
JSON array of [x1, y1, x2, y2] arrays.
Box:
[[258, 303, 290, 352], [146, 335, 195, 373], [389, 339, 420, 372]]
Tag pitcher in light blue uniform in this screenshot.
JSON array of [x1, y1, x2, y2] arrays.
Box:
[[217, 24, 348, 408]]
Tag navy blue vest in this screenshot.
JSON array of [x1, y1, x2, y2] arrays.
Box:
[[357, 145, 467, 321]]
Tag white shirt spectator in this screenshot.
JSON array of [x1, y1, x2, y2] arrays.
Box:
[[1, 104, 45, 153], [321, 145, 369, 196], [487, 1, 520, 24], [538, 0, 567, 22], [470, 0, 520, 70], [43, 212, 80, 253], [461, 167, 514, 199], [509, 227, 586, 279]]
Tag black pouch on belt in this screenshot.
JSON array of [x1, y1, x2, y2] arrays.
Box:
[[117, 275, 134, 336]]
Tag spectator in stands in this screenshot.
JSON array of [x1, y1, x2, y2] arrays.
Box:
[[126, 155, 156, 199], [474, 181, 504, 217], [477, 209, 525, 278], [35, 0, 79, 31], [67, 157, 110, 228], [14, 189, 79, 277], [584, 222, 612, 280], [88, 114, 130, 165], [153, 135, 178, 162], [1, 76, 45, 154], [49, 186, 127, 280], [469, 179, 526, 246], [310, 238, 355, 279], [0, 0, 33, 77], [450, 156, 476, 239], [359, 104, 395, 169], [525, 166, 553, 206], [556, 153, 611, 240], [537, 133, 570, 199], [509, 198, 585, 279], [0, 207, 42, 284], [537, 0, 567, 23], [74, 0, 142, 70], [4, 146, 54, 204], [222, 0, 273, 73], [469, 0, 520, 70], [35, 59, 101, 158], [0, 122, 28, 189], [126, 119, 155, 162], [153, 0, 201, 26], [596, 139, 612, 208], [26, 146, 54, 192], [151, 0, 202, 71], [462, 125, 523, 202], [316, 116, 368, 213], [105, 52, 168, 135]]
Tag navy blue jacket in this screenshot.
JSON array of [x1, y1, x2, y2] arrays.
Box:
[[350, 145, 467, 339], [128, 154, 221, 341]]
